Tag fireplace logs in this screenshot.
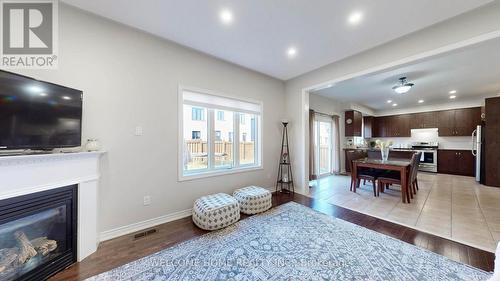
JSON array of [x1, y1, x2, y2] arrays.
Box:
[[14, 231, 38, 264], [0, 231, 58, 275], [31, 237, 58, 256]]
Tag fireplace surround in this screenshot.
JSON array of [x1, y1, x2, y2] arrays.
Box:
[[0, 185, 77, 280], [0, 151, 104, 279]]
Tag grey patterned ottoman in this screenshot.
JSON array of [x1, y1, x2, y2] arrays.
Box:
[[192, 193, 240, 230], [233, 186, 272, 215]]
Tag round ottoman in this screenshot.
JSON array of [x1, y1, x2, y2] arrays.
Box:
[[233, 186, 272, 215], [192, 193, 240, 230]]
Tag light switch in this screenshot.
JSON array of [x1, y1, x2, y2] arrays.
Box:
[[135, 126, 143, 136]]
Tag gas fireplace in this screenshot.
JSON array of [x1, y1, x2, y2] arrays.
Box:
[[0, 185, 77, 281]]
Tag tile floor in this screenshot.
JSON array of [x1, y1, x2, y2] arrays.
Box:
[[307, 173, 500, 252]]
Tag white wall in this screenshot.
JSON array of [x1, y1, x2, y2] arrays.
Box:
[[10, 4, 286, 234], [285, 1, 500, 193]]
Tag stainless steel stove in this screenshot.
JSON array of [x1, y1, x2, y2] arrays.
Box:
[[412, 142, 438, 173]]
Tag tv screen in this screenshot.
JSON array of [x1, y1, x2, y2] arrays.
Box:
[[0, 70, 82, 150]]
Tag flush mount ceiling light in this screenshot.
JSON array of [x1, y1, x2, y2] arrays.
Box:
[[392, 77, 414, 94], [62, 96, 72, 100], [449, 90, 457, 94], [418, 99, 424, 103], [287, 47, 297, 58], [386, 100, 392, 103], [449, 95, 457, 99], [219, 9, 233, 24], [392, 103, 398, 107], [348, 11, 363, 25]]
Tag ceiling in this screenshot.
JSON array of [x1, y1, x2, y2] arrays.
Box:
[[61, 0, 492, 80], [311, 37, 500, 111]]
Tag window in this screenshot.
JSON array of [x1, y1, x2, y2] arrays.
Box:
[[239, 113, 258, 166], [214, 111, 233, 169], [192, 107, 204, 121], [192, 131, 201, 140], [217, 111, 225, 121], [184, 105, 208, 171], [180, 87, 262, 180]]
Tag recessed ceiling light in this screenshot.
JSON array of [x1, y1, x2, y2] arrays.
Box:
[[387, 100, 392, 103], [219, 9, 233, 24], [348, 11, 363, 25], [39, 92, 48, 97], [287, 47, 297, 58], [392, 103, 398, 107], [62, 96, 72, 100], [449, 90, 457, 94], [449, 95, 456, 99], [418, 99, 424, 103]]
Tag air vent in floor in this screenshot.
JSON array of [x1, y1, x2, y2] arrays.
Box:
[[133, 228, 157, 240]]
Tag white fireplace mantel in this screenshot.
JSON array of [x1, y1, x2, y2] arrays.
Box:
[[0, 151, 105, 262]]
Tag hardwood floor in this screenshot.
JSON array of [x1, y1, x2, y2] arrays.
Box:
[[50, 193, 495, 280]]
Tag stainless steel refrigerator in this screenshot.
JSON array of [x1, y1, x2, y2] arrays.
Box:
[[472, 125, 485, 183]]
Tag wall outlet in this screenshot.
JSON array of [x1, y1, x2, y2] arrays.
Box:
[[135, 126, 143, 136], [143, 195, 151, 206]]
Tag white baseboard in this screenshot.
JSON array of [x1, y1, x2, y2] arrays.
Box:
[[99, 208, 192, 242], [99, 186, 277, 242]]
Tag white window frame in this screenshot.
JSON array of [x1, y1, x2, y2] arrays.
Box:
[[178, 85, 263, 181]]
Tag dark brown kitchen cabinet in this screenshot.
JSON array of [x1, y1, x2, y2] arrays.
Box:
[[391, 114, 411, 137], [438, 107, 481, 136], [438, 150, 475, 177], [373, 116, 387, 137], [373, 115, 410, 137], [363, 116, 373, 139], [345, 110, 362, 137], [411, 111, 437, 129], [485, 97, 500, 187]]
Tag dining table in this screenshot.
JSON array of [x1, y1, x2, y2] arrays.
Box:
[[351, 158, 412, 203]]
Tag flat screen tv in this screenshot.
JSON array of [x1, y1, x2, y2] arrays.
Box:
[[0, 70, 82, 150]]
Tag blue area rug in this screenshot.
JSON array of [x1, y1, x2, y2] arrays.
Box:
[[87, 202, 492, 280]]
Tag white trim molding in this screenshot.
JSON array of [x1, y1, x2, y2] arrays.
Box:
[[0, 151, 106, 262], [99, 185, 276, 242], [99, 208, 193, 242]]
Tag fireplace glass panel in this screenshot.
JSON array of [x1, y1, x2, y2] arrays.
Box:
[[0, 205, 68, 280]]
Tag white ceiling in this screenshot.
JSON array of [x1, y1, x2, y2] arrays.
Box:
[[61, 0, 492, 80], [311, 37, 500, 111]]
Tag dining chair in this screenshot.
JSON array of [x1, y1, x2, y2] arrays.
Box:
[[377, 153, 419, 203], [367, 150, 381, 159], [347, 150, 379, 197], [410, 152, 422, 194]]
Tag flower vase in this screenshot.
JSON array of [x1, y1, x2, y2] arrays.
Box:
[[381, 147, 389, 161]]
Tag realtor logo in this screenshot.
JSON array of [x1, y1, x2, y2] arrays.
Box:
[[0, 0, 58, 69]]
